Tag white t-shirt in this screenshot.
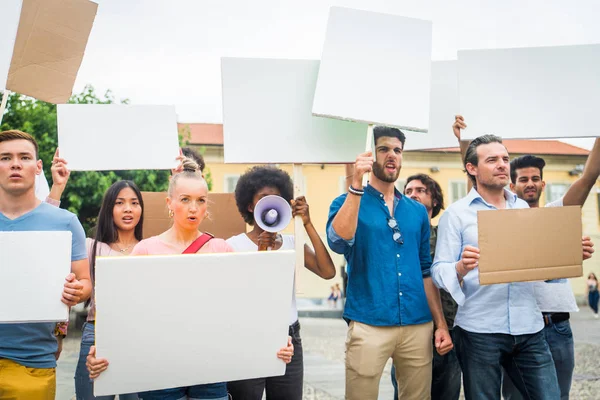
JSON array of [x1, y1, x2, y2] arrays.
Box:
[[533, 197, 579, 312], [226, 233, 298, 325]]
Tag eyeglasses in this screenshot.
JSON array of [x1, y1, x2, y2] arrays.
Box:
[[387, 218, 403, 245]]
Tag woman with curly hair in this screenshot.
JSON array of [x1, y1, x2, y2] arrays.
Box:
[[226, 165, 336, 400]]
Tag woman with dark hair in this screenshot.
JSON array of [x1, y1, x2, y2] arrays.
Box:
[[226, 165, 336, 400], [75, 180, 144, 399], [588, 273, 599, 318], [85, 159, 294, 400]]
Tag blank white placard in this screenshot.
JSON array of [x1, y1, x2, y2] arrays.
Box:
[[459, 44, 600, 140], [221, 57, 367, 164], [404, 61, 459, 151], [0, 231, 70, 323], [312, 7, 433, 132], [0, 0, 22, 90], [94, 250, 295, 396], [57, 104, 180, 171]]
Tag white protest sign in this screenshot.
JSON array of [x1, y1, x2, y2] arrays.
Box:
[[0, 0, 22, 91], [459, 44, 600, 140], [312, 7, 433, 132], [94, 250, 295, 396], [57, 104, 180, 171], [221, 57, 367, 164], [0, 231, 70, 323], [404, 60, 459, 151]]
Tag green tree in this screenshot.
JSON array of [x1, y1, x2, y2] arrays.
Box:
[[0, 85, 211, 233]]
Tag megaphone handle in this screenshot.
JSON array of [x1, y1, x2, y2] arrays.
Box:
[[362, 124, 374, 187]]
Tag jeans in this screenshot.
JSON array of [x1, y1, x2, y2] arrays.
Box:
[[75, 322, 139, 400], [589, 290, 599, 314], [390, 329, 461, 400], [502, 320, 574, 400], [454, 326, 559, 400], [228, 321, 303, 400], [138, 383, 228, 400]]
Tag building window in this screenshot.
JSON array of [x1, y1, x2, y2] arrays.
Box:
[[546, 183, 570, 203], [449, 180, 467, 203], [224, 174, 240, 193]]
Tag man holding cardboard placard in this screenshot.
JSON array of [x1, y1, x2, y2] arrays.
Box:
[[327, 126, 451, 400], [0, 130, 91, 399], [431, 135, 560, 399]]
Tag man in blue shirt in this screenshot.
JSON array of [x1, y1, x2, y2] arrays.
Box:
[[0, 130, 91, 399], [327, 126, 452, 400], [431, 134, 560, 399]]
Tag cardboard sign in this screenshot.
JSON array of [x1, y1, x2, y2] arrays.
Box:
[[0, 0, 22, 90], [477, 206, 582, 285], [459, 44, 600, 140], [141, 192, 246, 240], [221, 57, 367, 164], [0, 231, 70, 323], [94, 250, 295, 396], [57, 104, 180, 171], [312, 7, 433, 132], [404, 60, 459, 151], [6, 0, 98, 103]]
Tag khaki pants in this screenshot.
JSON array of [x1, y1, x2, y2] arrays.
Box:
[[345, 320, 433, 400], [0, 359, 56, 400]]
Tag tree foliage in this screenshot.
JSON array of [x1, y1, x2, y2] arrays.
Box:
[[0, 85, 212, 233]]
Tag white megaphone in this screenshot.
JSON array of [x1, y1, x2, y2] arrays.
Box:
[[254, 195, 292, 233]]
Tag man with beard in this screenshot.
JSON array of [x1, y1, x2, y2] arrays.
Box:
[[453, 117, 599, 399], [388, 174, 461, 400], [431, 134, 561, 399], [327, 126, 452, 400]]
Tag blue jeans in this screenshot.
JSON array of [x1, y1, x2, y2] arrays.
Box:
[[228, 321, 303, 400], [138, 383, 228, 400], [454, 326, 559, 400], [75, 322, 139, 400], [390, 329, 461, 400], [502, 320, 574, 400], [589, 290, 599, 314]]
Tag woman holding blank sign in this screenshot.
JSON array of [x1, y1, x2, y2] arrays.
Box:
[[226, 166, 336, 400], [86, 158, 294, 400]]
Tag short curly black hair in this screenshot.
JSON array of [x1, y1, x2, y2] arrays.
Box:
[[234, 166, 294, 225]]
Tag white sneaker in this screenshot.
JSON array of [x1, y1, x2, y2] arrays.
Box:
[[595, 314, 599, 319]]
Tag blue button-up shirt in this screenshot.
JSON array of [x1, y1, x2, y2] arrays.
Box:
[[431, 188, 544, 335], [327, 185, 432, 326]]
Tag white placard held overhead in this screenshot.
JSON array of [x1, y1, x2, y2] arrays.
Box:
[[0, 231, 71, 323], [0, 0, 22, 90], [221, 57, 367, 164], [312, 7, 433, 132], [94, 251, 295, 396], [459, 44, 600, 140], [57, 104, 180, 171], [404, 61, 459, 151]]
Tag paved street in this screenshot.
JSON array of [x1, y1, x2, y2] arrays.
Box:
[[56, 308, 600, 400]]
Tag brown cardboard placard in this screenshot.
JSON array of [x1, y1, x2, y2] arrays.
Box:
[[477, 206, 582, 285], [141, 192, 246, 240], [6, 0, 98, 103]]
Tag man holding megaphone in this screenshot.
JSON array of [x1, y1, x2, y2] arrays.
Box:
[[225, 166, 336, 400]]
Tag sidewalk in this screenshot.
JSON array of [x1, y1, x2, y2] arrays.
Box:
[[55, 308, 600, 400]]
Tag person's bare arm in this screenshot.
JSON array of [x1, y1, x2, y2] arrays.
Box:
[[453, 115, 473, 192], [292, 196, 336, 279], [331, 151, 373, 240], [48, 149, 70, 202], [562, 138, 600, 206], [62, 259, 92, 306]]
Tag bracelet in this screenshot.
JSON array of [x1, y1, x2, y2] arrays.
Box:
[[348, 185, 364, 196]]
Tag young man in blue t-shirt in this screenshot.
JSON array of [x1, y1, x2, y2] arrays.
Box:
[[0, 130, 91, 399]]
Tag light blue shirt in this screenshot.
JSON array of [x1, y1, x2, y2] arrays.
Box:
[[431, 188, 544, 335]]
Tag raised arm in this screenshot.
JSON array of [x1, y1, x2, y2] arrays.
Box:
[[48, 148, 70, 203], [562, 138, 600, 206], [453, 115, 473, 192], [292, 196, 336, 279], [330, 151, 372, 240]]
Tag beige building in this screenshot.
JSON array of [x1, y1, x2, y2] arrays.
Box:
[[182, 123, 599, 302]]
